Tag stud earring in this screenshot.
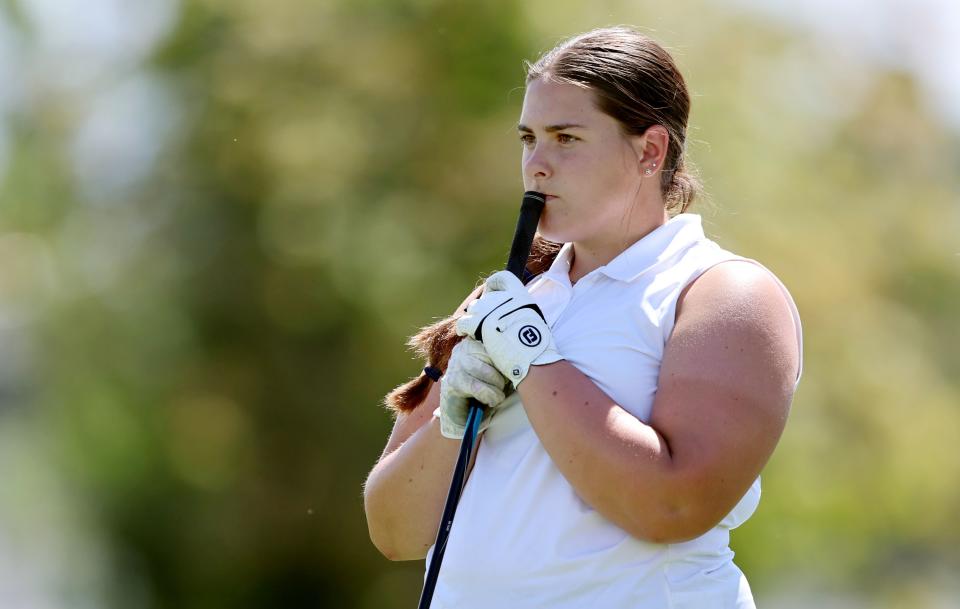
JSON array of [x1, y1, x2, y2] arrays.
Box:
[[644, 168, 653, 176]]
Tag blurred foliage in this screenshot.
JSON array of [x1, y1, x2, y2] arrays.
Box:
[[0, 0, 958, 607]]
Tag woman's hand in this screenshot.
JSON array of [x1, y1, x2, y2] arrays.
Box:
[[456, 271, 563, 387], [438, 337, 510, 439]]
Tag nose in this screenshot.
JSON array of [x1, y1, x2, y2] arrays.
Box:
[[522, 143, 552, 186]]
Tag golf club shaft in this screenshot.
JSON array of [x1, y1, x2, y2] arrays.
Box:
[[417, 191, 546, 609]]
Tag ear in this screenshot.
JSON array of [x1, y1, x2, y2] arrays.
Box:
[[629, 125, 670, 173]]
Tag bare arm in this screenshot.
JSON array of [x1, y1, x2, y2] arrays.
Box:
[[363, 286, 484, 560], [363, 384, 461, 560], [516, 261, 800, 543]]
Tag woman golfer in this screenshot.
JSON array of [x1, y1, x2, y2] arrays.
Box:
[[365, 26, 803, 609]]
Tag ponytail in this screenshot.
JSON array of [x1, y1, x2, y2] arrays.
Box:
[[663, 160, 703, 214], [384, 235, 562, 413]]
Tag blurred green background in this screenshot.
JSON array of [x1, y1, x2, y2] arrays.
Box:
[[1, 0, 958, 607]]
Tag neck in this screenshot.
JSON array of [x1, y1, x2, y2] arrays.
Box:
[[569, 206, 670, 284]]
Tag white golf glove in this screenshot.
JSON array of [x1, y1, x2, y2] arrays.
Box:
[[456, 271, 562, 388], [437, 337, 510, 439]]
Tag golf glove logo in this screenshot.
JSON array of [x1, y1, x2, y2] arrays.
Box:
[[518, 325, 541, 347], [456, 271, 562, 387]]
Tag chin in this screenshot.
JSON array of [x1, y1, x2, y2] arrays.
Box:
[[535, 219, 561, 243], [537, 227, 575, 244], [537, 201, 587, 244]]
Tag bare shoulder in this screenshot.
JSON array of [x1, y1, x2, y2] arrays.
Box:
[[673, 260, 800, 385], [677, 260, 794, 328]]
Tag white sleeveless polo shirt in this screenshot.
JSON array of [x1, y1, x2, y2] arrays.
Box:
[[428, 213, 803, 609]]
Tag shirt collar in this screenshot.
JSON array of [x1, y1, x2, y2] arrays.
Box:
[[540, 214, 706, 285]]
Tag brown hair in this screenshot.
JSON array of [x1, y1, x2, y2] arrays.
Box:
[[526, 26, 701, 213], [386, 26, 700, 413]]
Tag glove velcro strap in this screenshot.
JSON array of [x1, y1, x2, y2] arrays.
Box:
[[475, 298, 547, 342], [495, 302, 545, 325]]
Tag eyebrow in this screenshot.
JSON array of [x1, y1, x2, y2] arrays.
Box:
[[517, 123, 586, 133]]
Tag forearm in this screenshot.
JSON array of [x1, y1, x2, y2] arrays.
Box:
[[518, 361, 703, 543], [364, 415, 461, 560]]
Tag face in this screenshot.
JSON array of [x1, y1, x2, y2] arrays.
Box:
[[518, 78, 645, 246]]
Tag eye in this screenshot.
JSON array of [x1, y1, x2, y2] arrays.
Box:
[[557, 133, 577, 144], [519, 134, 535, 146]]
